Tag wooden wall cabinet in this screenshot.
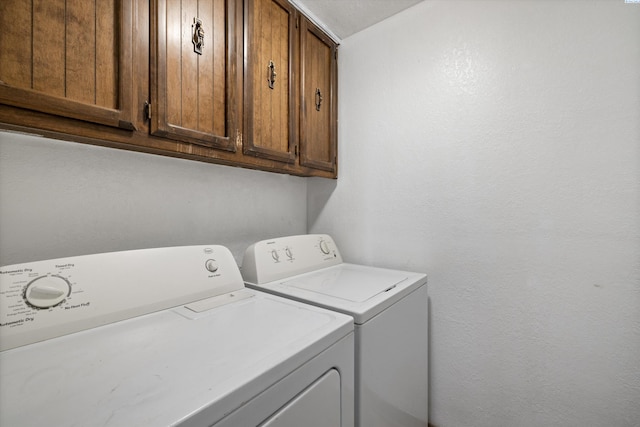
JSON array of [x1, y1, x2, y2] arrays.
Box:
[[244, 0, 338, 175], [151, 0, 240, 151], [299, 16, 338, 173], [0, 0, 338, 178], [244, 0, 297, 164], [0, 0, 135, 130]]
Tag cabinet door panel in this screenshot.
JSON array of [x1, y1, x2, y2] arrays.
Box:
[[244, 0, 296, 163], [151, 0, 240, 150], [300, 18, 337, 173], [32, 0, 65, 96], [0, 0, 135, 130], [66, 0, 97, 104], [96, 0, 119, 109]]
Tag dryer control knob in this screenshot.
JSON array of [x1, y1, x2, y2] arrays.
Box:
[[24, 275, 70, 308], [319, 240, 331, 255], [205, 259, 219, 273]]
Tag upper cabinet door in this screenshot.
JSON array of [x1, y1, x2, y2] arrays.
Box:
[[299, 17, 337, 173], [0, 0, 135, 130], [243, 0, 296, 163], [151, 0, 241, 151]]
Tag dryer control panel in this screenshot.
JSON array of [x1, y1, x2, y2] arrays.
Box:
[[0, 245, 244, 351], [242, 234, 343, 284]]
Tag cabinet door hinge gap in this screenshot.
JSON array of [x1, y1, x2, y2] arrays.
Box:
[[144, 101, 151, 120]]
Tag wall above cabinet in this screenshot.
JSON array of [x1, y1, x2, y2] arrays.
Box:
[[292, 0, 423, 39]]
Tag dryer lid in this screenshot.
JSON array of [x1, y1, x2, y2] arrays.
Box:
[[283, 264, 409, 302]]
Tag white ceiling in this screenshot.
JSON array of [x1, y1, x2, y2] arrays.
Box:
[[291, 0, 424, 40]]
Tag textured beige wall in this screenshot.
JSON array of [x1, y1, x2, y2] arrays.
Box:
[[309, 1, 640, 425]]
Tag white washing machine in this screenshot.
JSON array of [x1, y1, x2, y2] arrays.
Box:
[[242, 234, 429, 427], [0, 245, 354, 427]]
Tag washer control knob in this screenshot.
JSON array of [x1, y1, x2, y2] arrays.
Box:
[[24, 275, 70, 308], [271, 250, 280, 262], [319, 240, 331, 255], [285, 247, 293, 259], [205, 259, 219, 273]]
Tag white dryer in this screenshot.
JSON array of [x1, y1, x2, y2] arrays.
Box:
[[0, 245, 354, 427], [242, 234, 429, 427]]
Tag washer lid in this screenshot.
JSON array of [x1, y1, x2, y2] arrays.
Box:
[[284, 264, 409, 302], [259, 263, 427, 324]]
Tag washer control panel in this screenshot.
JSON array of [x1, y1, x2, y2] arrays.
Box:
[[242, 234, 343, 284], [0, 245, 244, 351]]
